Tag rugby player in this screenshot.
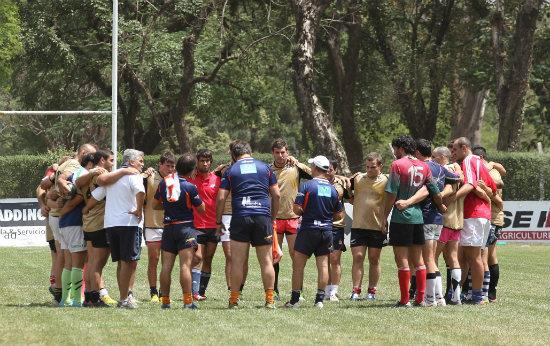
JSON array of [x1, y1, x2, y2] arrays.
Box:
[[473, 146, 504, 302], [142, 152, 176, 302], [215, 140, 280, 309], [348, 152, 388, 301], [188, 149, 220, 301], [94, 149, 145, 309], [325, 159, 347, 302], [284, 155, 343, 308], [414, 139, 459, 306], [270, 139, 312, 300], [382, 135, 445, 307], [450, 137, 496, 305], [154, 154, 205, 309]]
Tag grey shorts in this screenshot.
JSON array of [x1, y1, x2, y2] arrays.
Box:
[[423, 224, 443, 241]]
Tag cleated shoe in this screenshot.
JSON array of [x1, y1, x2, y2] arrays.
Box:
[[436, 298, 447, 307], [228, 301, 239, 309], [161, 303, 171, 309], [393, 301, 412, 308], [349, 292, 362, 301], [366, 293, 376, 301], [283, 301, 300, 309], [119, 298, 137, 309], [100, 295, 117, 307], [264, 301, 276, 309], [184, 303, 199, 310], [150, 294, 160, 303], [314, 302, 324, 309], [413, 300, 427, 307], [93, 300, 110, 308], [329, 294, 339, 302]]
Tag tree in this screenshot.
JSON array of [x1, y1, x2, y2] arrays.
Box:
[[491, 0, 545, 150], [290, 0, 351, 174]]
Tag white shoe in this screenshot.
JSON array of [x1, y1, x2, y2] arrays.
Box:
[[366, 293, 376, 301], [349, 292, 362, 301], [298, 296, 306, 303], [284, 301, 300, 308], [119, 298, 137, 309], [314, 301, 324, 309], [424, 300, 437, 307], [329, 294, 339, 302], [436, 298, 447, 306]]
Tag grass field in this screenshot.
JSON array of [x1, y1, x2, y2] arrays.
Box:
[[1, 243, 549, 345]]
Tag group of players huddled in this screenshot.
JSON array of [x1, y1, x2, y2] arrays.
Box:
[[36, 135, 504, 309]]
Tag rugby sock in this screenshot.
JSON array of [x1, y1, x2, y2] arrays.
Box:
[[61, 268, 72, 304], [49, 274, 56, 286], [191, 269, 201, 295], [367, 287, 376, 295], [315, 289, 325, 304], [150, 286, 158, 297], [488, 264, 499, 300], [397, 268, 411, 305], [90, 290, 100, 304], [70, 267, 84, 305], [472, 289, 483, 304], [465, 271, 472, 298], [229, 290, 240, 305], [409, 274, 416, 299], [325, 284, 334, 297], [265, 289, 274, 305], [425, 272, 437, 305], [183, 293, 193, 305], [482, 271, 490, 299], [415, 266, 427, 304], [53, 288, 62, 303], [290, 290, 301, 305], [446, 267, 452, 300], [332, 285, 339, 296], [199, 271, 211, 296], [273, 263, 280, 293], [435, 271, 444, 300], [450, 268, 462, 303], [352, 286, 362, 294]]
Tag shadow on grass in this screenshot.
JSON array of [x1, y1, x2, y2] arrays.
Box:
[[4, 302, 56, 308]]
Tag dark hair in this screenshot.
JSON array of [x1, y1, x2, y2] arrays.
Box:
[[329, 159, 339, 171], [472, 145, 487, 159], [391, 135, 416, 155], [80, 153, 95, 167], [415, 138, 432, 157], [159, 151, 176, 164], [365, 152, 383, 166], [271, 138, 288, 151], [94, 149, 112, 164], [176, 153, 196, 176], [230, 140, 252, 159], [196, 148, 213, 161]]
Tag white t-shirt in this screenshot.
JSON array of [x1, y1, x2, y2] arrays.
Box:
[[92, 174, 145, 229]]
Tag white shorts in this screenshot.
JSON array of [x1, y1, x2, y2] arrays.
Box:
[[144, 228, 163, 242], [59, 226, 87, 253], [221, 215, 231, 242], [48, 215, 61, 241], [460, 218, 491, 249]]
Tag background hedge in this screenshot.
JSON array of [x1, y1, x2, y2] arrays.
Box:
[[0, 152, 548, 201]]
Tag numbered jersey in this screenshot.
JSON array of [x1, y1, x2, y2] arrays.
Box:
[[220, 157, 277, 218], [385, 156, 440, 224], [295, 178, 343, 231]]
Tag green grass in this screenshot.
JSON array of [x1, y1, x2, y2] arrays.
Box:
[[1, 244, 549, 345]]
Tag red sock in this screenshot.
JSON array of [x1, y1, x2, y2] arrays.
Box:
[[415, 267, 427, 303], [398, 268, 410, 304]]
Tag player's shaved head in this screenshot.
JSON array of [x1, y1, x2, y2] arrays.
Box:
[[454, 137, 471, 149]]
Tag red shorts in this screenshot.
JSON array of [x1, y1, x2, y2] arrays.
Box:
[[275, 218, 299, 235], [439, 227, 461, 244]]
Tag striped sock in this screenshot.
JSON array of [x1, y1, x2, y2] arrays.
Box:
[[70, 268, 83, 305], [482, 271, 490, 299], [61, 268, 71, 304]]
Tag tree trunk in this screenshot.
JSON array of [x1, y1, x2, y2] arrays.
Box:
[[326, 2, 363, 172], [290, 0, 351, 174], [451, 88, 488, 146], [493, 0, 543, 150]]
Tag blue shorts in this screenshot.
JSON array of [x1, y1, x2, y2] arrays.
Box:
[[294, 228, 332, 257], [105, 226, 142, 262], [230, 215, 273, 246], [162, 223, 198, 254]]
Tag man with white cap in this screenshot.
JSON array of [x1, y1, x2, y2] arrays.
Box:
[[285, 155, 344, 308]]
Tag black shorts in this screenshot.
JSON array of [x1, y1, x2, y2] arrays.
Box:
[[86, 229, 110, 248], [294, 228, 333, 257], [230, 215, 273, 246], [389, 223, 425, 246], [196, 228, 220, 245], [350, 228, 386, 249], [162, 223, 198, 254], [486, 224, 502, 247], [331, 228, 346, 252], [48, 239, 56, 253], [105, 226, 142, 262]]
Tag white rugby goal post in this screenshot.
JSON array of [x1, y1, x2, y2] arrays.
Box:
[[0, 1, 120, 167]]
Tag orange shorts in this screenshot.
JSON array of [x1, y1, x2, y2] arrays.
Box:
[[275, 218, 300, 235]]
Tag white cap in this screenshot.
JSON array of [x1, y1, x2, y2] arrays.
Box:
[[308, 155, 330, 171]]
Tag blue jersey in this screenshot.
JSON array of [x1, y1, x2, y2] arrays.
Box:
[[155, 177, 203, 225], [294, 178, 343, 231], [422, 160, 459, 224], [220, 157, 277, 217], [59, 173, 84, 228]]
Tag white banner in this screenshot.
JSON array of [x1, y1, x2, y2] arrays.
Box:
[[1, 198, 549, 247]]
